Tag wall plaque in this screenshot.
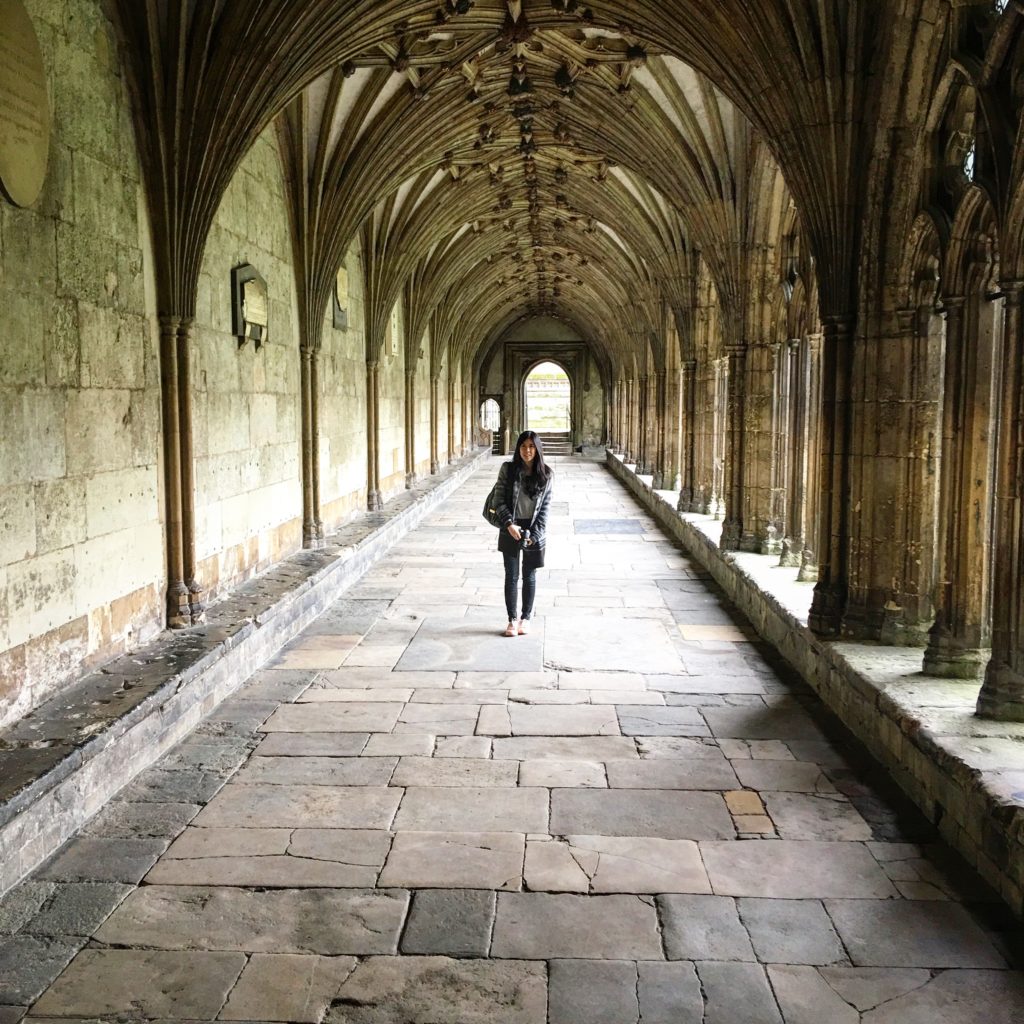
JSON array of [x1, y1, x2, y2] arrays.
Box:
[[231, 264, 269, 349], [0, 0, 50, 208]]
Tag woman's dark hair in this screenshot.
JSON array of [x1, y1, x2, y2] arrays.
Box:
[[511, 429, 552, 494]]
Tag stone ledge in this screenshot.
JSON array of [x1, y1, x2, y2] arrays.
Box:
[[606, 450, 1024, 918], [0, 449, 491, 896]]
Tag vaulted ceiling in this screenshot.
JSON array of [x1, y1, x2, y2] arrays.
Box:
[[272, 0, 791, 371], [112, 0, 939, 367]]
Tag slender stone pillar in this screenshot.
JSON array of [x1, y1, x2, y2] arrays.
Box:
[[924, 296, 997, 677], [429, 375, 440, 474], [636, 374, 649, 473], [678, 360, 697, 511], [808, 315, 856, 635], [798, 333, 823, 582], [720, 343, 747, 550], [780, 339, 804, 566], [764, 340, 788, 555], [447, 372, 456, 464], [978, 283, 1024, 717], [624, 378, 635, 462], [404, 367, 416, 488], [159, 316, 190, 628], [300, 348, 317, 546], [310, 350, 323, 541], [366, 359, 382, 510], [740, 340, 779, 553]]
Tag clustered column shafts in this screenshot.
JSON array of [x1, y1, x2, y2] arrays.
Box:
[[779, 339, 804, 566], [159, 315, 190, 629], [923, 296, 995, 677], [430, 375, 441, 474], [405, 367, 417, 488], [807, 314, 856, 635], [366, 359, 382, 511], [719, 342, 747, 551], [677, 360, 697, 512], [977, 283, 1024, 720]]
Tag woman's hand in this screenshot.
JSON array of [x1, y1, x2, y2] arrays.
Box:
[[507, 524, 523, 541]]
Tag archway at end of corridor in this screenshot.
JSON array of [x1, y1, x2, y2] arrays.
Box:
[[524, 361, 572, 455]]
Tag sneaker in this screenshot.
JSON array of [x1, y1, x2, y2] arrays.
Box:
[[517, 618, 530, 635], [503, 621, 518, 637]]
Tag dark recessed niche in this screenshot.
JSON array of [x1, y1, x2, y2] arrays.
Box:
[[231, 263, 268, 350]]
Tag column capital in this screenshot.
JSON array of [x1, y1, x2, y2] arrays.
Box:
[[366, 358, 379, 372]]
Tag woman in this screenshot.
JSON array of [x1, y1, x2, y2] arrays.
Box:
[[493, 430, 554, 636]]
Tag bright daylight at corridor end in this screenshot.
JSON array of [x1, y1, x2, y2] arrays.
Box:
[[2, 0, 1024, 1021]]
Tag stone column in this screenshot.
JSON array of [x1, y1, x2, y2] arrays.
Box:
[[739, 340, 778, 553], [624, 378, 635, 462], [651, 370, 668, 488], [636, 374, 649, 473], [300, 348, 317, 546], [798, 333, 823, 583], [764, 340, 789, 555], [780, 339, 804, 566], [808, 314, 856, 635], [720, 343, 747, 550], [366, 359, 382, 511], [447, 372, 456, 465], [310, 350, 323, 541], [678, 360, 697, 511], [404, 366, 416, 488], [978, 282, 1024, 718], [159, 316, 189, 628], [924, 296, 996, 677], [429, 375, 440, 474]]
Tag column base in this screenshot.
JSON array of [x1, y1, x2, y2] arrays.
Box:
[[796, 548, 818, 583], [167, 583, 191, 630], [977, 660, 1024, 720], [367, 490, 383, 512], [187, 580, 205, 625], [651, 471, 664, 489], [405, 472, 416, 489], [719, 519, 741, 551], [922, 634, 988, 679], [303, 522, 322, 549], [779, 537, 803, 567], [430, 460, 440, 475], [677, 487, 693, 513], [808, 582, 844, 637]]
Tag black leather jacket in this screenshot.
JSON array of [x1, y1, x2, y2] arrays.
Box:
[[493, 462, 553, 548]]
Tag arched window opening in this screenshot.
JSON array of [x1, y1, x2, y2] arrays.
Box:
[[525, 361, 571, 432], [480, 399, 500, 432]]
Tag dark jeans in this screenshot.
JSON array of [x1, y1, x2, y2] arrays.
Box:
[[503, 549, 537, 621]]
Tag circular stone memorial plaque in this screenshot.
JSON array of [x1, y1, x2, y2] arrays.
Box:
[[0, 0, 50, 207]]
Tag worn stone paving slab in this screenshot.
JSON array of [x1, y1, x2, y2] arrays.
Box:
[[701, 840, 899, 898], [400, 889, 496, 955], [658, 894, 756, 961], [220, 952, 357, 1022], [738, 897, 847, 966], [824, 899, 1007, 967], [379, 831, 524, 889], [393, 787, 548, 833], [547, 959, 638, 1024], [490, 893, 663, 959], [233, 755, 397, 786], [325, 956, 547, 1024], [390, 756, 518, 787], [492, 736, 638, 760], [550, 788, 733, 839], [94, 886, 409, 954], [29, 949, 247, 1018], [544, 616, 684, 673], [193, 783, 402, 829], [605, 757, 739, 790], [524, 835, 710, 894], [260, 702, 403, 733]]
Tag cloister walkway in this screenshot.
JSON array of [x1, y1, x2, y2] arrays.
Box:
[[1, 458, 1022, 1022]]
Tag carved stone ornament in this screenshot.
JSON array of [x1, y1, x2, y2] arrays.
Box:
[[231, 264, 269, 349], [0, 0, 50, 208]]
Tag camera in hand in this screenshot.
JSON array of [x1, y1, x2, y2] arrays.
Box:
[[519, 528, 531, 550]]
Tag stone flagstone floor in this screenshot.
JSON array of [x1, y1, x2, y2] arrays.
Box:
[[1, 457, 1023, 1022]]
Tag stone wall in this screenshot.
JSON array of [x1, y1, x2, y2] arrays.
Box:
[[0, 0, 163, 727], [320, 244, 369, 528], [192, 128, 302, 600]]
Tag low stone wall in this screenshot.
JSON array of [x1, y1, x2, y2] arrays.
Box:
[[0, 449, 491, 896], [606, 451, 1024, 918]]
